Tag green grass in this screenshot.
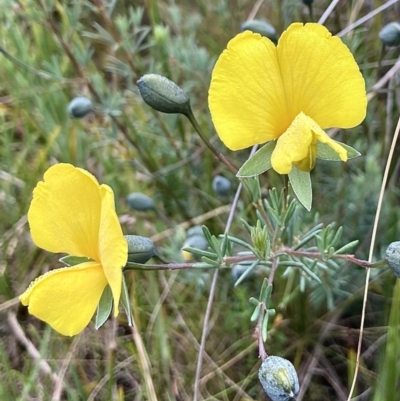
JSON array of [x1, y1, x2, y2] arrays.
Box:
[[1, 0, 400, 400]]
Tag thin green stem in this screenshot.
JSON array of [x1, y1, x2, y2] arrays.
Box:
[[185, 110, 238, 175]]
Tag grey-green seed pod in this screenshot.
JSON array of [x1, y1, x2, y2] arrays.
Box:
[[386, 241, 400, 278], [231, 263, 253, 282], [241, 20, 278, 42], [379, 22, 400, 47], [182, 234, 209, 261], [212, 175, 232, 196], [126, 192, 155, 212], [259, 356, 299, 401], [137, 74, 191, 115], [68, 97, 93, 118], [187, 225, 205, 238], [125, 235, 156, 264]]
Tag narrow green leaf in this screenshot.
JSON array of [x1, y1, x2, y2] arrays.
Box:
[[237, 142, 275, 177], [330, 226, 343, 248], [262, 312, 269, 341], [201, 256, 221, 267], [95, 285, 113, 330], [317, 141, 361, 161], [288, 167, 312, 211], [226, 235, 254, 251], [234, 260, 259, 287], [334, 240, 359, 254], [193, 262, 220, 269], [299, 262, 322, 283], [251, 304, 261, 322], [249, 297, 259, 305], [181, 247, 218, 259]]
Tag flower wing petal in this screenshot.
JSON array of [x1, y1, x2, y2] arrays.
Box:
[[28, 164, 102, 261], [277, 23, 367, 128], [20, 262, 107, 336], [314, 128, 348, 161], [98, 185, 127, 316], [209, 31, 289, 150]]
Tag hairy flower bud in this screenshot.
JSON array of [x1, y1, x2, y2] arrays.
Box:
[[386, 241, 400, 278], [379, 22, 400, 47], [241, 20, 277, 42], [137, 74, 191, 115], [126, 192, 155, 212], [259, 356, 299, 401], [125, 235, 156, 264], [212, 175, 232, 196], [67, 97, 93, 118]]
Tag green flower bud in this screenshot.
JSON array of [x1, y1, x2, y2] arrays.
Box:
[[125, 235, 156, 264], [386, 241, 400, 278], [251, 220, 270, 260], [258, 356, 299, 401], [126, 192, 155, 212], [212, 175, 232, 196], [137, 74, 191, 115], [68, 97, 93, 118], [379, 22, 400, 47], [241, 20, 278, 42]]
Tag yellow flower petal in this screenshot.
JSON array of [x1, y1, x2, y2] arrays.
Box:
[[277, 23, 366, 128], [271, 112, 348, 174], [28, 164, 102, 261], [209, 31, 289, 150], [20, 262, 107, 336], [98, 185, 127, 316]]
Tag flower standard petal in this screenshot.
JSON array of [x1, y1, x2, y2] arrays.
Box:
[[209, 31, 288, 150], [98, 185, 128, 316], [277, 23, 367, 128], [20, 262, 108, 336], [28, 164, 102, 261]]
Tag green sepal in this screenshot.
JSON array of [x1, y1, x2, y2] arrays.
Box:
[[121, 274, 133, 327], [288, 167, 312, 211], [236, 142, 275, 177], [317, 141, 361, 161], [59, 255, 93, 266], [95, 285, 113, 330]]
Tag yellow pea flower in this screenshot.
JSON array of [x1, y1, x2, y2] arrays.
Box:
[[20, 164, 128, 336], [208, 23, 367, 174]]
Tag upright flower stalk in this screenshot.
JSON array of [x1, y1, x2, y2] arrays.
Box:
[[20, 164, 127, 336]]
